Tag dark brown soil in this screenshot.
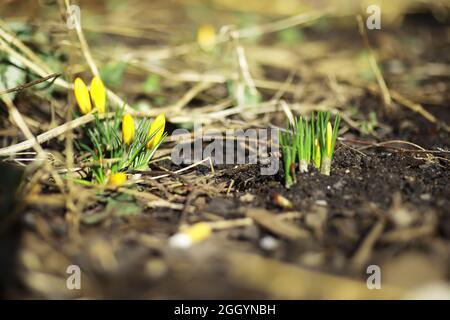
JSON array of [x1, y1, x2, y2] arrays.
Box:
[[200, 97, 450, 283]]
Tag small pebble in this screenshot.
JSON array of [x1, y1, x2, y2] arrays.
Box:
[[145, 259, 167, 279], [259, 236, 279, 251], [420, 193, 431, 201], [333, 180, 344, 190], [240, 193, 255, 203], [315, 200, 328, 206], [272, 192, 293, 209], [169, 233, 192, 249]]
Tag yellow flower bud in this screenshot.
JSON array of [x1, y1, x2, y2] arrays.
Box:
[[90, 76, 106, 114], [122, 113, 135, 145], [197, 24, 216, 52], [314, 139, 321, 169], [327, 121, 332, 157], [147, 114, 165, 149], [108, 172, 127, 186], [183, 222, 212, 244], [74, 77, 92, 115], [169, 222, 212, 249]]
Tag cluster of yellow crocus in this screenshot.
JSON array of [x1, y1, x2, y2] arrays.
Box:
[[74, 76, 106, 115], [73, 75, 167, 186]]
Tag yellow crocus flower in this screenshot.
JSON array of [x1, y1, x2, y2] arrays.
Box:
[[74, 77, 92, 115], [147, 114, 165, 149], [197, 24, 216, 52], [90, 76, 106, 114], [108, 172, 127, 186], [122, 113, 135, 145], [327, 121, 332, 157]]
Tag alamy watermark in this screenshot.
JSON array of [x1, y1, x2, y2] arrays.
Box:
[[366, 5, 381, 30], [66, 265, 81, 290], [171, 123, 279, 175], [366, 264, 381, 289], [66, 4, 80, 30]]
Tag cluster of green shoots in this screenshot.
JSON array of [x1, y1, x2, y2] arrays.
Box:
[[279, 111, 340, 188], [72, 76, 166, 186]]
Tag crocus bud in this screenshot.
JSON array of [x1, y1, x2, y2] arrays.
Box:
[[327, 121, 332, 157], [169, 222, 212, 249], [90, 76, 106, 114], [108, 172, 127, 186], [74, 77, 92, 115], [314, 139, 321, 169], [197, 25, 216, 52], [122, 113, 135, 145], [147, 114, 166, 149]]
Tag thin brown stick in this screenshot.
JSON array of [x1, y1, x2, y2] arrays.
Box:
[[0, 94, 67, 194], [350, 214, 385, 270], [63, 0, 99, 77], [0, 21, 53, 74], [340, 137, 450, 154], [356, 15, 391, 109], [0, 23, 132, 112], [0, 113, 95, 156], [342, 76, 448, 131], [247, 208, 310, 241], [0, 73, 60, 96], [0, 110, 163, 156], [169, 82, 212, 112]]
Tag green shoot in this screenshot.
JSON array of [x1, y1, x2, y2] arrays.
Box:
[[279, 124, 295, 188], [315, 111, 340, 175], [279, 110, 340, 186], [295, 116, 312, 172]]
